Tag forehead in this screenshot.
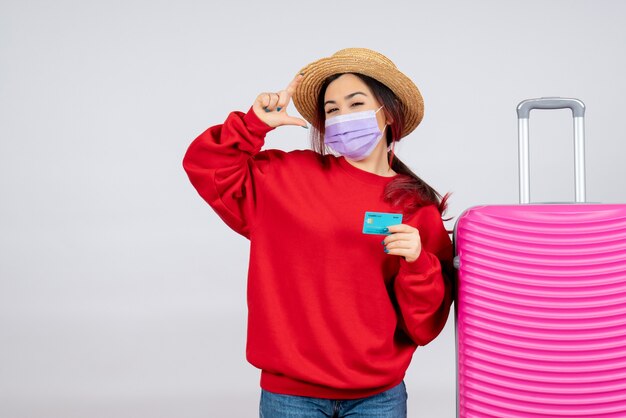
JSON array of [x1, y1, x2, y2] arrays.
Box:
[[324, 73, 371, 100]]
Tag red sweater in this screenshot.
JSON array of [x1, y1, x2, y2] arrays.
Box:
[[182, 106, 454, 399]]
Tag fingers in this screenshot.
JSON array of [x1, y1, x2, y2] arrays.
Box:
[[383, 232, 414, 245], [251, 73, 307, 128], [276, 89, 290, 111], [286, 73, 304, 95], [257, 92, 271, 109], [383, 225, 416, 241], [383, 233, 422, 262], [260, 73, 304, 112], [387, 247, 422, 263], [382, 224, 421, 254], [384, 236, 418, 250], [261, 92, 280, 110], [269, 74, 302, 111], [282, 116, 309, 127], [386, 224, 414, 233], [259, 91, 286, 112]]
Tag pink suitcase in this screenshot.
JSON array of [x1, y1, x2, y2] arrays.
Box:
[[453, 98, 626, 417]]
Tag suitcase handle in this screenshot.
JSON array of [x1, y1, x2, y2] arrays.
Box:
[[516, 97, 587, 204], [517, 98, 585, 118]]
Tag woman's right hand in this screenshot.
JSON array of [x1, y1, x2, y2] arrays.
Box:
[[252, 73, 309, 129]]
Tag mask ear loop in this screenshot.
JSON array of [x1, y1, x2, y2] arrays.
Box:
[[379, 105, 396, 171]]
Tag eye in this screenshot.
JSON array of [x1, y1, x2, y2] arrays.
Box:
[[326, 102, 364, 115]]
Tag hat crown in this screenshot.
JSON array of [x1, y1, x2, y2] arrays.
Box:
[[331, 48, 397, 69]]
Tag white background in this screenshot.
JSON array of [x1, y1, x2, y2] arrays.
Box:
[[1, 1, 625, 417]]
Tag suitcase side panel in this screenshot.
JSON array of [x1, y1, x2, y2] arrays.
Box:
[[455, 204, 626, 418]]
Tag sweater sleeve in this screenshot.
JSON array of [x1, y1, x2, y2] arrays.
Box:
[[393, 204, 455, 346], [182, 105, 276, 239]]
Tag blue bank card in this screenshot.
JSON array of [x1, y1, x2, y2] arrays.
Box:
[[362, 211, 403, 235]]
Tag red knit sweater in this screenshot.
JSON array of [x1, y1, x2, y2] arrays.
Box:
[[182, 106, 454, 399]]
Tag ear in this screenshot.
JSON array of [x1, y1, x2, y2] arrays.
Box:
[[384, 110, 394, 125]]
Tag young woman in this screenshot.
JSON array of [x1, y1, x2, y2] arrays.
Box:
[[183, 47, 455, 418]]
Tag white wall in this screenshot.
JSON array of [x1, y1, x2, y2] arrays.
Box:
[[1, 0, 625, 417]]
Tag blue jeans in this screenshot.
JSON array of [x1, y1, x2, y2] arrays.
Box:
[[259, 380, 407, 418]]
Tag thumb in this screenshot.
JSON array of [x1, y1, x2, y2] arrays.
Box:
[[281, 116, 309, 128]]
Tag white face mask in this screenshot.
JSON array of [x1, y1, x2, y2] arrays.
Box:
[[324, 105, 386, 160]]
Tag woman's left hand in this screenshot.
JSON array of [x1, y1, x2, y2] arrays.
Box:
[[382, 224, 422, 263]]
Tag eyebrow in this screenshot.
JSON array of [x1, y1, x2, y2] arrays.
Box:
[[324, 91, 368, 106]]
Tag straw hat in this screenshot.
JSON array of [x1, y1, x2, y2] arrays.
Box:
[[292, 47, 424, 139]]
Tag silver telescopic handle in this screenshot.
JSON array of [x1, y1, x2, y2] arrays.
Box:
[[516, 97, 587, 204]]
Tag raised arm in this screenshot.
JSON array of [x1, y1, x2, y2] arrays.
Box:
[[182, 74, 308, 239]]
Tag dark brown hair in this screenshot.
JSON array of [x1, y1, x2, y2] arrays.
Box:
[[309, 72, 452, 220]]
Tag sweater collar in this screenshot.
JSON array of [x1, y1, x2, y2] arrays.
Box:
[[336, 155, 399, 186]]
